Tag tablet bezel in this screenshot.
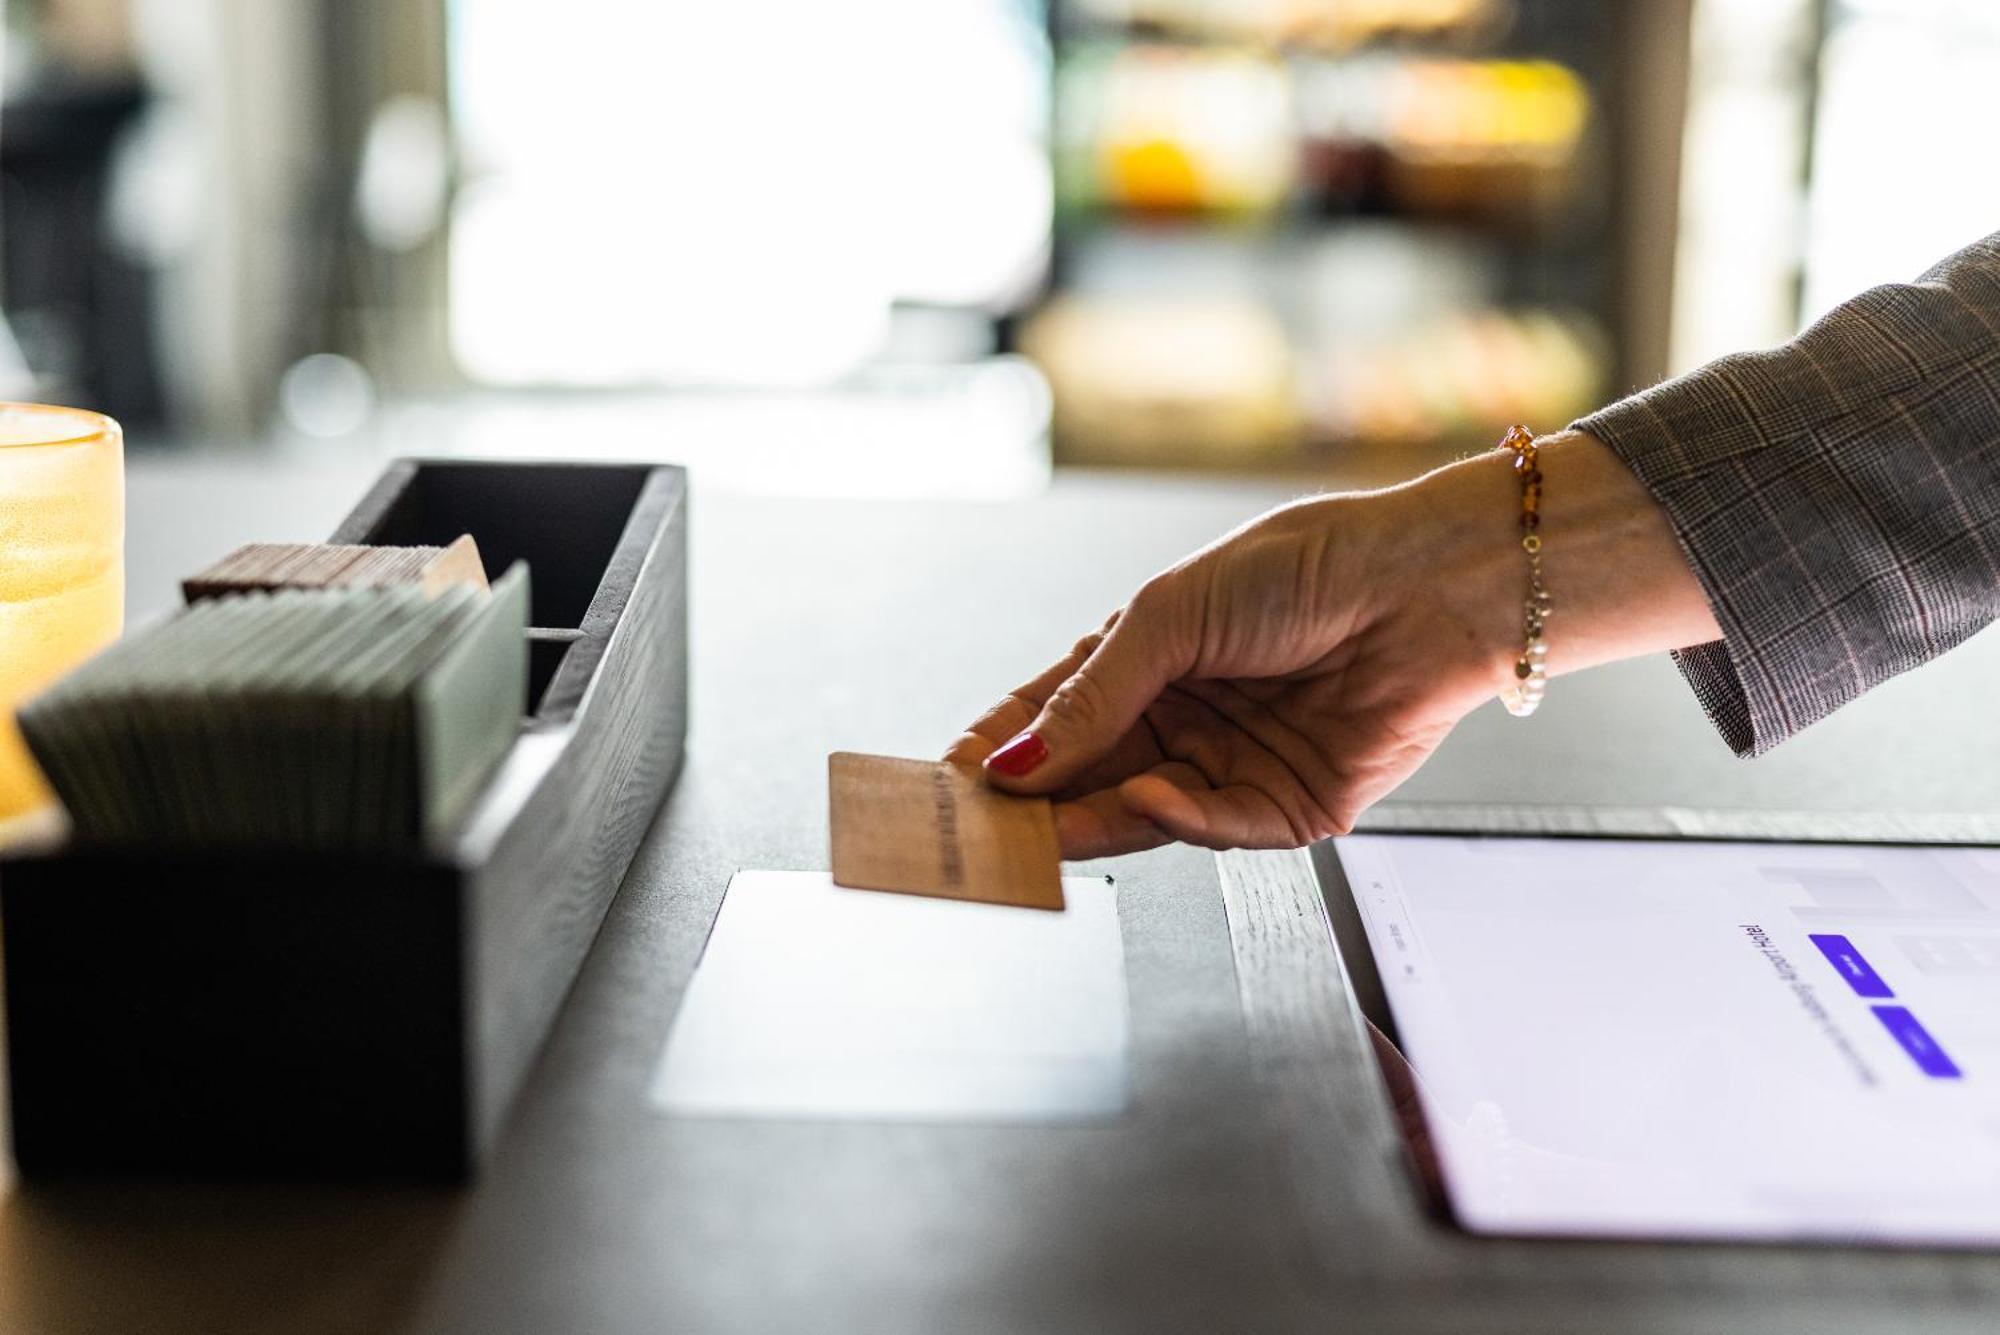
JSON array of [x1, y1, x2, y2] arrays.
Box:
[[1309, 836, 1402, 1048]]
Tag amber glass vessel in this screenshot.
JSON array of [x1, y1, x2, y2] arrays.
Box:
[[0, 404, 123, 831]]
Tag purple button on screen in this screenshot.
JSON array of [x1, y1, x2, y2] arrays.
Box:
[[1809, 933, 1894, 998], [1872, 1006, 1964, 1079]]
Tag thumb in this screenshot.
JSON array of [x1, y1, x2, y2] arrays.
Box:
[[985, 585, 1190, 795]]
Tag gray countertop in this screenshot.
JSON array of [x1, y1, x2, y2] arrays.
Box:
[[3, 453, 1997, 1334]]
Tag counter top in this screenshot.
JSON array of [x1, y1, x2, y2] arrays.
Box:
[[3, 454, 1998, 1334]]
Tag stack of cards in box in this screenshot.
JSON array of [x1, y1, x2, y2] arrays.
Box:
[[181, 535, 488, 601], [19, 564, 529, 854]]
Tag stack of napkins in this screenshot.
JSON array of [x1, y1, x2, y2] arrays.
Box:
[[18, 566, 528, 853]]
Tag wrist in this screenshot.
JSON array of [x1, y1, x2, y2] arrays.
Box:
[[1390, 449, 1535, 706], [1388, 428, 1722, 707]]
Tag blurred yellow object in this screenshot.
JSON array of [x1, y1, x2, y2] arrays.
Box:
[[1080, 46, 1295, 215], [1391, 60, 1589, 161], [0, 405, 123, 830], [1386, 60, 1591, 218], [1105, 139, 1207, 213], [1022, 297, 1301, 465]]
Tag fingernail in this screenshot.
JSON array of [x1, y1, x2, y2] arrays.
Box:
[[986, 731, 1048, 778]]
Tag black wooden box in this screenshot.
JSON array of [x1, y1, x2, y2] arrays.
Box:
[[1, 459, 688, 1178]]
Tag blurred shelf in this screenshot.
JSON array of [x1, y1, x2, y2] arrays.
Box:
[[1052, 208, 1603, 258], [1026, 0, 1668, 469], [1055, 0, 1513, 56], [1053, 44, 1597, 226], [1055, 437, 1479, 492], [1025, 293, 1604, 468]]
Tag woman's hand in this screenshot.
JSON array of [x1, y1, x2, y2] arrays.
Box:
[[946, 432, 1721, 858], [946, 480, 1515, 856]]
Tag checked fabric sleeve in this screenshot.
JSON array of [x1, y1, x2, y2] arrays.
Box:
[[1573, 230, 2000, 757]]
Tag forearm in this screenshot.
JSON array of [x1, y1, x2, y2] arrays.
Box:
[[1397, 430, 1721, 696]]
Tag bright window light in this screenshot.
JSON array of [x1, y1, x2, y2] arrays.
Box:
[[447, 0, 1051, 387], [1802, 0, 2000, 319]]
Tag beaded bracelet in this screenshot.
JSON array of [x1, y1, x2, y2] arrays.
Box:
[[1498, 424, 1550, 717]]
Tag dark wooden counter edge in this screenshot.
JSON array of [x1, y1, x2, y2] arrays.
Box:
[[1216, 847, 2000, 1335]]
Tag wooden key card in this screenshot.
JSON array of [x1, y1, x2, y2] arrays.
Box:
[[829, 753, 1065, 911]]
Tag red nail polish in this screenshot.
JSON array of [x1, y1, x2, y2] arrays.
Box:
[[986, 732, 1048, 778]]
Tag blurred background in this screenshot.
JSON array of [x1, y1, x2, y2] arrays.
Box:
[[3, 0, 1998, 495]]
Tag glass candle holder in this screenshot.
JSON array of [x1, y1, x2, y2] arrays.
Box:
[[0, 404, 123, 833]]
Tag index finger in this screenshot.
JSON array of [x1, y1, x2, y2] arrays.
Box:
[[942, 627, 1106, 769]]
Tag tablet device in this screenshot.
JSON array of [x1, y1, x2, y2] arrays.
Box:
[[1322, 834, 2000, 1246]]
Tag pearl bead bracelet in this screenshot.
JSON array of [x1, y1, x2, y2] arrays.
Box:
[[1498, 424, 1551, 717]]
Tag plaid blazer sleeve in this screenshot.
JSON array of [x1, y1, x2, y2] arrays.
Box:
[[1572, 230, 2000, 757]]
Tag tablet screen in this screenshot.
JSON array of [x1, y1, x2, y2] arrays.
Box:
[[1334, 834, 2000, 1245]]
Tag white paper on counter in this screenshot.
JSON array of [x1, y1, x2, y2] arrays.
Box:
[[650, 870, 1129, 1122]]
